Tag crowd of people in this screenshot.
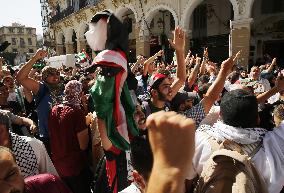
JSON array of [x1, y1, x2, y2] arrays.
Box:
[[0, 10, 284, 193]]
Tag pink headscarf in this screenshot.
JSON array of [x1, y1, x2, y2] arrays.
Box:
[[63, 80, 82, 107]]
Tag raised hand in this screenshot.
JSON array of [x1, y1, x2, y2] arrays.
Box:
[[196, 56, 202, 65], [146, 111, 196, 174], [156, 50, 164, 57], [272, 58, 277, 66], [185, 50, 192, 66], [203, 47, 208, 59], [33, 49, 48, 61], [275, 73, 284, 91], [233, 50, 241, 63], [169, 26, 185, 52]]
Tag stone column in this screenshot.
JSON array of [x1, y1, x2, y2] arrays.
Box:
[[56, 44, 64, 55], [65, 42, 74, 54], [136, 25, 150, 57], [77, 38, 86, 52], [230, 18, 253, 69], [136, 37, 150, 57]]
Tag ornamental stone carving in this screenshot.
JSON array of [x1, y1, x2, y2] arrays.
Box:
[[63, 19, 74, 27], [75, 12, 87, 23], [90, 2, 107, 14], [237, 0, 246, 15], [54, 25, 62, 32], [112, 0, 133, 8]]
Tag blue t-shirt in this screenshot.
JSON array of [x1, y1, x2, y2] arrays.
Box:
[[34, 82, 53, 138]]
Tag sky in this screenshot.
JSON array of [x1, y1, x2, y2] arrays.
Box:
[[0, 0, 43, 35]]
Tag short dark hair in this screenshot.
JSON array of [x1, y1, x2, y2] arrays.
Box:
[[130, 137, 153, 181], [220, 89, 258, 128]]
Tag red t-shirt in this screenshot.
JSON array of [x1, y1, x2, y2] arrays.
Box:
[[48, 104, 88, 177]]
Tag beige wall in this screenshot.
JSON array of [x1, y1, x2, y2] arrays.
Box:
[[0, 26, 37, 54], [46, 0, 283, 67]]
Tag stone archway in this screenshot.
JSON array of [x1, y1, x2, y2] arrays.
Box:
[[64, 28, 77, 54], [115, 4, 139, 23], [141, 3, 178, 37], [115, 5, 138, 63], [138, 4, 178, 58], [55, 32, 66, 55], [76, 23, 88, 53], [181, 0, 238, 30], [181, 0, 234, 63]]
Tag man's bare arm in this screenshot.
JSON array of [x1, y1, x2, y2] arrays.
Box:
[[16, 49, 47, 95]]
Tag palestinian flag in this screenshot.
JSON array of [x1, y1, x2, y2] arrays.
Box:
[[76, 49, 90, 63], [90, 49, 139, 150], [32, 62, 46, 70]]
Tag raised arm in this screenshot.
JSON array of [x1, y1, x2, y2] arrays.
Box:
[[202, 52, 239, 114], [187, 57, 201, 88], [257, 73, 284, 104], [199, 48, 209, 75], [16, 49, 47, 95], [169, 27, 187, 98], [184, 50, 192, 67], [265, 58, 277, 74], [143, 50, 163, 76], [131, 55, 145, 73]]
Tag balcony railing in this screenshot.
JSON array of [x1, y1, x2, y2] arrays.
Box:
[[50, 6, 74, 24], [50, 0, 102, 24]]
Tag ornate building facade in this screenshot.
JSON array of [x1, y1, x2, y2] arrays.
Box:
[[44, 0, 284, 67], [0, 23, 37, 55]]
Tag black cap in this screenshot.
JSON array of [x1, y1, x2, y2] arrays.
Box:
[[0, 41, 11, 52], [90, 10, 112, 23]]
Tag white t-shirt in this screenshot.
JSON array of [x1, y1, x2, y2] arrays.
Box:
[[119, 183, 141, 193]]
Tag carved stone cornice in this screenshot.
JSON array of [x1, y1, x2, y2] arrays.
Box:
[[90, 2, 107, 15], [111, 0, 135, 8], [53, 25, 62, 32], [47, 0, 58, 8], [75, 12, 87, 23], [63, 19, 74, 28]]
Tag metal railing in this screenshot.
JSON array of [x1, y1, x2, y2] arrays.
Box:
[[50, 6, 74, 24], [50, 0, 103, 24]]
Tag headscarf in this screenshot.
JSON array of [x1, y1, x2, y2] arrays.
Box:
[[63, 80, 82, 107]]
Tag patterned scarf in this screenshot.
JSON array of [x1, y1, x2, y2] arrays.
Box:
[[198, 120, 267, 144], [63, 80, 82, 108], [10, 132, 38, 178]]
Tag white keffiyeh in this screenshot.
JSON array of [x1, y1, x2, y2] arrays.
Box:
[[198, 120, 268, 144]]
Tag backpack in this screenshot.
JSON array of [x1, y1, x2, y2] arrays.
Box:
[[194, 132, 268, 193]]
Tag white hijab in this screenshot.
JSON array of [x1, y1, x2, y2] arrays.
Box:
[[85, 18, 107, 51]]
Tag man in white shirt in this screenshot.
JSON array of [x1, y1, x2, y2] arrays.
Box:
[[119, 137, 153, 193], [186, 89, 284, 193], [0, 111, 57, 178]]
